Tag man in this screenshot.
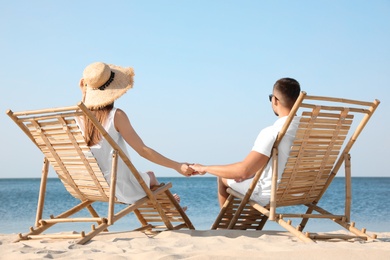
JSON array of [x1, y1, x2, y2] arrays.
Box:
[[190, 78, 301, 207]]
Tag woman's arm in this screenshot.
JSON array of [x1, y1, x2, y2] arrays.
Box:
[[114, 108, 192, 176]]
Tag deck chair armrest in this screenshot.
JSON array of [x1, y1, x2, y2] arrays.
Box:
[[227, 187, 245, 199]]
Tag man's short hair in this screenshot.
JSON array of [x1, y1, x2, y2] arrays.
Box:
[[274, 78, 301, 109]]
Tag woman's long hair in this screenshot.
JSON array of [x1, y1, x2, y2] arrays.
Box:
[[84, 103, 114, 146]]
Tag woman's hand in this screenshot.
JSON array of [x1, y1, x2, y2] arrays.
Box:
[[178, 163, 195, 177]]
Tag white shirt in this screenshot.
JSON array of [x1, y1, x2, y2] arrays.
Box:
[[228, 116, 300, 205]]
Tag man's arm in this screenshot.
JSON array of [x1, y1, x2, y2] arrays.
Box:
[[191, 151, 269, 180]]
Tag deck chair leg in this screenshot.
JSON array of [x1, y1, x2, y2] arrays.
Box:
[[146, 197, 175, 230], [77, 221, 109, 245], [337, 220, 376, 241], [312, 205, 376, 240], [35, 157, 49, 227], [86, 205, 109, 232], [164, 190, 195, 229], [257, 215, 269, 230], [15, 200, 94, 242], [15, 223, 55, 242], [275, 216, 314, 243], [211, 194, 234, 229], [344, 154, 352, 222], [158, 208, 174, 230], [130, 196, 161, 231], [108, 150, 119, 225], [228, 197, 251, 229], [297, 205, 316, 231], [134, 209, 150, 228]]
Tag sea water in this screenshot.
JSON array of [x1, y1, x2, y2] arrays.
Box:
[[0, 177, 389, 234]]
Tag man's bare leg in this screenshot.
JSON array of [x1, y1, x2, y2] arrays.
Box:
[[217, 177, 229, 208]]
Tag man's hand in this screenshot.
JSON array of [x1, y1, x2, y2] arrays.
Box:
[[189, 164, 206, 175]]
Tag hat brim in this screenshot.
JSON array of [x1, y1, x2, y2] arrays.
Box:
[[84, 64, 134, 109]]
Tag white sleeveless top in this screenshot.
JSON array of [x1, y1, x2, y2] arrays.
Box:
[[77, 108, 150, 204]]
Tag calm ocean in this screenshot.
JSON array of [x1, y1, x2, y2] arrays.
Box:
[[1, 177, 389, 234]]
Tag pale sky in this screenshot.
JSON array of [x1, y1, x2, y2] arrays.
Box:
[[1, 0, 389, 178]]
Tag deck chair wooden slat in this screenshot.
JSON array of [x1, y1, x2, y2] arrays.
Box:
[[211, 91, 379, 242], [6, 102, 194, 244]]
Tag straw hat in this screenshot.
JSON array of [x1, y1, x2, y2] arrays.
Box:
[[82, 62, 134, 109]]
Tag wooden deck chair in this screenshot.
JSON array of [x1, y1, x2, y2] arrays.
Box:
[[6, 102, 194, 244], [211, 92, 380, 242]]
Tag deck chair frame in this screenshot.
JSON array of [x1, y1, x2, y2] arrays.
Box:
[[7, 102, 194, 244], [211, 91, 380, 242]]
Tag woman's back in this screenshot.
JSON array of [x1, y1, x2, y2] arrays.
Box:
[[77, 108, 150, 204]]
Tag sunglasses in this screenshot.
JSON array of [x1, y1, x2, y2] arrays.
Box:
[[268, 94, 279, 102]]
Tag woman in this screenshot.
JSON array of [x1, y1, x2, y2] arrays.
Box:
[[77, 62, 193, 204]]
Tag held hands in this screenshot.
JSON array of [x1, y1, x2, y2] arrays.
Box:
[[189, 164, 207, 176], [178, 163, 206, 177], [178, 163, 195, 177]]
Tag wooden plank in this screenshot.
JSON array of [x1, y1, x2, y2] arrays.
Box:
[[296, 122, 352, 130], [299, 113, 353, 121]]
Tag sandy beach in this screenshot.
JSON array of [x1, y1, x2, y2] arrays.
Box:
[[1, 229, 389, 259]]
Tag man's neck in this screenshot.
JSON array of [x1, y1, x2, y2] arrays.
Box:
[[278, 110, 291, 118]]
